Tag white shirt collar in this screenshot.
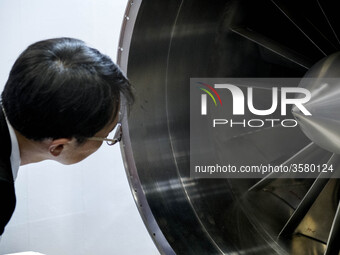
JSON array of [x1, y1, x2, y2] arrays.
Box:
[[4, 116, 21, 181]]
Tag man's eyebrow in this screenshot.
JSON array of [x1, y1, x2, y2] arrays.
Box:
[[106, 103, 120, 135], [108, 122, 119, 134], [109, 126, 115, 133]]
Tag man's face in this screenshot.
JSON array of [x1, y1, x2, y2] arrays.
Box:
[[54, 114, 119, 165]]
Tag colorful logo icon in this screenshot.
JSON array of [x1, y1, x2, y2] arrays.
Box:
[[197, 82, 222, 115]]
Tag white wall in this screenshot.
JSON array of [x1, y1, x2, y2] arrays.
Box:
[[0, 1, 159, 254]]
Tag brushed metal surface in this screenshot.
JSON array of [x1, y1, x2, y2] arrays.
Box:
[[118, 0, 340, 254], [294, 52, 340, 156]]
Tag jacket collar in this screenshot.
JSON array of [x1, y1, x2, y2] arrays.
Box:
[[0, 105, 14, 182]]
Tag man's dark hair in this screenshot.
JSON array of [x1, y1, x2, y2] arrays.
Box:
[[1, 37, 134, 143]]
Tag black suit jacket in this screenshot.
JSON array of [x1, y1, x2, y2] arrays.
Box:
[[0, 106, 16, 235]]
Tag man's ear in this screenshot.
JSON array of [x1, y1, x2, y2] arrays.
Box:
[[49, 138, 72, 157]]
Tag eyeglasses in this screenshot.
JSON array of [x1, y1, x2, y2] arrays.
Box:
[[88, 123, 122, 146]]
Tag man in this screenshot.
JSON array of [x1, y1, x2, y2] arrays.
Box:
[[0, 37, 134, 235]]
